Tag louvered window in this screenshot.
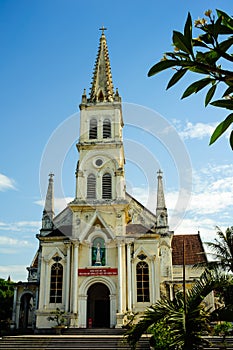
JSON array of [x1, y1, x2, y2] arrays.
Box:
[[102, 173, 112, 199], [103, 119, 111, 138], [50, 263, 63, 303], [89, 118, 97, 139], [136, 261, 150, 302], [87, 174, 96, 199]]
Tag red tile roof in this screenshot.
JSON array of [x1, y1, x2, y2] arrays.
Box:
[[172, 234, 207, 265]]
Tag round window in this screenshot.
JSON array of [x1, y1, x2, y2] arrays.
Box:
[[95, 158, 103, 167]]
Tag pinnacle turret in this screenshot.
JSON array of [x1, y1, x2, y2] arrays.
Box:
[[156, 170, 168, 230], [41, 173, 54, 231]]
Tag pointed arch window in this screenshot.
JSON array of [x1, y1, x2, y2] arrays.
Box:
[[87, 174, 96, 199], [136, 261, 150, 302], [89, 118, 97, 139], [102, 173, 112, 199], [103, 118, 111, 138], [50, 262, 63, 303], [98, 90, 104, 102]]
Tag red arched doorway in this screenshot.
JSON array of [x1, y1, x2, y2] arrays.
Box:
[[87, 283, 110, 328]]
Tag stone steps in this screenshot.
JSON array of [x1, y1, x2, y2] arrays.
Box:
[[0, 335, 151, 350]]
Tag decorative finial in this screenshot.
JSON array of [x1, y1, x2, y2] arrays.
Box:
[[157, 169, 163, 177], [49, 173, 54, 180], [99, 26, 107, 35]]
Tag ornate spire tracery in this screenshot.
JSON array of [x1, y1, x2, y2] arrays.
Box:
[[89, 30, 115, 103]]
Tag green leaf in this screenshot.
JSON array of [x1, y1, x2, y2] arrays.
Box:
[[181, 78, 213, 99], [192, 39, 209, 49], [184, 12, 193, 54], [217, 9, 233, 30], [188, 66, 210, 74], [218, 25, 233, 35], [148, 60, 180, 77], [172, 30, 193, 55], [166, 51, 190, 59], [230, 130, 233, 150], [199, 33, 214, 45], [219, 37, 233, 53], [209, 113, 233, 145], [222, 86, 233, 98], [210, 99, 233, 110], [202, 50, 220, 64], [213, 15, 223, 39], [166, 69, 187, 89], [205, 84, 217, 106]]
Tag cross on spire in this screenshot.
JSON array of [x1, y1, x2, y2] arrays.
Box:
[[157, 169, 163, 177], [99, 26, 107, 34]]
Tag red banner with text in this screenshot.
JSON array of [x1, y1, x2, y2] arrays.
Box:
[[78, 268, 118, 276]]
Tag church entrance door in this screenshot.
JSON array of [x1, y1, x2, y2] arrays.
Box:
[[87, 283, 110, 328]]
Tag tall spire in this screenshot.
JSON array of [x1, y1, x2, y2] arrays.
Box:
[[156, 170, 168, 230], [88, 27, 115, 103], [41, 173, 54, 231]]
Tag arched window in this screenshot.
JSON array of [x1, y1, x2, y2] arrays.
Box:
[[136, 261, 150, 302], [89, 118, 97, 139], [102, 173, 112, 199], [87, 174, 96, 199], [103, 118, 111, 138], [50, 262, 63, 303], [92, 237, 105, 266]]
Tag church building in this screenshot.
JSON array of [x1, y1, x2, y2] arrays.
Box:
[[12, 29, 207, 330]]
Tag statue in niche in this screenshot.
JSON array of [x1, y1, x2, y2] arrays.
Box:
[[92, 238, 105, 266], [95, 243, 102, 265]]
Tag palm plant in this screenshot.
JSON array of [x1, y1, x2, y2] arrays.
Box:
[[204, 226, 233, 273], [125, 269, 232, 350]]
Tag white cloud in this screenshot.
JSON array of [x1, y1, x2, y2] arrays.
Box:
[[0, 236, 33, 247], [129, 161, 233, 239], [174, 121, 217, 140], [0, 173, 16, 191], [35, 197, 74, 213], [0, 265, 28, 282], [0, 221, 41, 232]]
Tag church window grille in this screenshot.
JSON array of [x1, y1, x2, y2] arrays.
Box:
[[102, 173, 112, 199], [87, 174, 96, 199], [50, 263, 63, 303], [136, 261, 150, 302], [89, 118, 97, 139], [103, 118, 111, 138]]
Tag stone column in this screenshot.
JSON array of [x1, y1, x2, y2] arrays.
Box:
[[65, 241, 71, 312], [72, 240, 79, 314], [151, 257, 156, 304], [131, 257, 136, 309], [117, 242, 124, 313], [11, 286, 17, 327], [169, 283, 174, 301], [155, 255, 160, 301], [43, 259, 48, 308], [126, 241, 132, 311]]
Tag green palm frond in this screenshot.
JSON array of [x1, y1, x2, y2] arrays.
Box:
[[201, 226, 233, 273], [125, 269, 231, 350]]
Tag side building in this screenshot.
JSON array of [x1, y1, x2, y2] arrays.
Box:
[[12, 30, 207, 330]]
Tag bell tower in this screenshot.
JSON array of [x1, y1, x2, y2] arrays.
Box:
[[75, 28, 126, 203]]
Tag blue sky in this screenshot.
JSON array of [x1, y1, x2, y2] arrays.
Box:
[[0, 0, 232, 281]]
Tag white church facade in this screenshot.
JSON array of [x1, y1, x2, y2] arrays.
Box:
[[12, 30, 207, 330]]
